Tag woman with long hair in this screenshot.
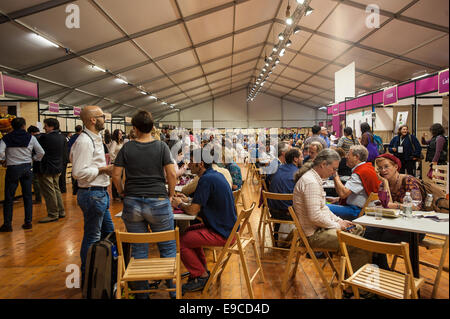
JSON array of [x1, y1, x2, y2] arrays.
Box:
[[360, 122, 378, 162], [337, 127, 359, 153], [388, 124, 422, 175]]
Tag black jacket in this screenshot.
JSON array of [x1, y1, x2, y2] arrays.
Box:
[[38, 129, 67, 175]]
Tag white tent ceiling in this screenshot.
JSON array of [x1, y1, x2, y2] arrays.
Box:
[[0, 0, 448, 120]]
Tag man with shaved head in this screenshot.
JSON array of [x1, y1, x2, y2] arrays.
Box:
[[70, 105, 114, 287]]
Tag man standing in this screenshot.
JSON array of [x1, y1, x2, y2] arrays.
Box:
[[328, 145, 381, 220], [304, 125, 328, 150], [320, 127, 331, 148], [68, 125, 83, 195], [27, 125, 43, 204], [70, 106, 113, 282], [37, 118, 67, 223], [0, 118, 44, 232]]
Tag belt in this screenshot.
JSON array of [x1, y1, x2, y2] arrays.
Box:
[[78, 186, 108, 191]]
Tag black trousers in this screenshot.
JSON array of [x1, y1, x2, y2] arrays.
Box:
[[58, 163, 67, 193], [399, 159, 416, 176]]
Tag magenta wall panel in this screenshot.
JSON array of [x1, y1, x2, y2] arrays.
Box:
[[439, 70, 449, 94], [3, 75, 38, 98], [416, 75, 438, 95], [398, 82, 415, 99]]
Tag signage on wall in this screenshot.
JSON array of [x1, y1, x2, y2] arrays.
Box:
[[48, 102, 60, 113], [0, 72, 4, 98], [394, 111, 408, 133], [73, 107, 81, 116], [383, 86, 398, 106], [438, 69, 449, 95]]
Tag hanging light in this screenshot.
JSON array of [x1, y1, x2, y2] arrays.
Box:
[[280, 48, 286, 57], [305, 6, 314, 16], [286, 17, 293, 25], [278, 33, 285, 41], [268, 56, 273, 61], [286, 40, 292, 47], [275, 58, 280, 64], [294, 26, 301, 34], [272, 45, 278, 52], [262, 68, 266, 72], [285, 0, 293, 25]]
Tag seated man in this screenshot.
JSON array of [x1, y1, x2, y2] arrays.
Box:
[[293, 149, 371, 272], [328, 145, 381, 220], [172, 148, 237, 293], [262, 141, 291, 188], [267, 148, 302, 243]]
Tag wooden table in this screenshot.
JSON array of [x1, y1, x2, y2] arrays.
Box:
[[353, 212, 449, 277]]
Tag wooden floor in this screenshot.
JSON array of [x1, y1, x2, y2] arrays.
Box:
[[0, 165, 448, 299]]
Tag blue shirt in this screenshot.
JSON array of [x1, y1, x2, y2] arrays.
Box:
[[225, 162, 242, 189], [321, 135, 331, 148], [267, 163, 298, 211], [193, 168, 237, 239]]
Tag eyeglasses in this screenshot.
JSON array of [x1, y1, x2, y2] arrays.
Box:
[[95, 114, 106, 120]]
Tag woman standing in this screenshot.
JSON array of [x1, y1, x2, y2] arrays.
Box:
[[388, 125, 422, 175], [337, 127, 359, 154], [422, 123, 448, 166], [112, 110, 177, 299], [360, 122, 378, 162], [109, 129, 124, 200]]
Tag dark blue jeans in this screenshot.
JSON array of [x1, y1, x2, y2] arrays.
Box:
[[3, 164, 33, 227], [327, 204, 361, 221], [77, 188, 115, 277], [122, 196, 176, 299]]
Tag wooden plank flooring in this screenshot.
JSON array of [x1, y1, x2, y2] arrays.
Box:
[[0, 165, 448, 299]]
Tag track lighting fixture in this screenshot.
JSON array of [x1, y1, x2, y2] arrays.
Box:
[[286, 40, 292, 47], [278, 33, 285, 41], [305, 6, 314, 16]]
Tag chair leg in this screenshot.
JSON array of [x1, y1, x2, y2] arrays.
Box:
[[251, 239, 266, 283], [212, 249, 217, 263], [202, 249, 227, 296], [309, 250, 335, 299], [431, 237, 449, 299], [257, 206, 265, 240], [237, 237, 254, 299], [281, 234, 297, 293]]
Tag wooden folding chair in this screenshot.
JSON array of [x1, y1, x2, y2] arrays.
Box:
[[256, 177, 269, 239], [260, 191, 295, 254], [358, 192, 379, 218], [281, 206, 340, 298], [115, 228, 182, 299], [202, 202, 265, 299], [337, 230, 425, 299], [431, 165, 448, 193]]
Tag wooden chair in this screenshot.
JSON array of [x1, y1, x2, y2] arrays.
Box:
[[337, 230, 425, 299], [358, 192, 379, 218], [281, 206, 339, 298], [260, 191, 295, 254], [202, 202, 265, 299], [431, 165, 448, 193], [115, 228, 181, 299], [256, 177, 269, 239]]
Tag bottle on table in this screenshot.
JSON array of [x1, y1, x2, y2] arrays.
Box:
[[403, 192, 413, 218], [424, 194, 434, 211]]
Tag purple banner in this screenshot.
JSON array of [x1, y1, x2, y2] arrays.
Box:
[[2, 75, 38, 98], [0, 73, 4, 97], [73, 107, 81, 116], [383, 86, 397, 105], [398, 82, 415, 99], [332, 115, 340, 137], [49, 102, 59, 113], [439, 70, 449, 94], [416, 75, 438, 95]]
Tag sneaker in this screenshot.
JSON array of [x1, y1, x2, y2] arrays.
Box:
[[22, 223, 32, 230], [38, 216, 59, 223], [0, 224, 13, 232], [182, 274, 210, 293]]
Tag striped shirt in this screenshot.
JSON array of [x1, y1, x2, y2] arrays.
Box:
[[293, 169, 342, 237], [337, 136, 359, 153]]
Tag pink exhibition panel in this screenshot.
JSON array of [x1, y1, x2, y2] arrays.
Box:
[[397, 82, 415, 99], [439, 70, 449, 94], [73, 107, 81, 116], [48, 102, 59, 113], [416, 75, 438, 95], [373, 91, 383, 104], [383, 86, 398, 105], [2, 75, 38, 98], [0, 73, 4, 97]]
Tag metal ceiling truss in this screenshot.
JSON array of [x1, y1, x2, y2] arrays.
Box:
[[0, 0, 74, 24]]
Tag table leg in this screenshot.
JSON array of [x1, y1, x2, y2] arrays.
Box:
[[409, 232, 420, 277]]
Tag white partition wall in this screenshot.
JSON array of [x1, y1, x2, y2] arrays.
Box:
[[159, 89, 324, 129]]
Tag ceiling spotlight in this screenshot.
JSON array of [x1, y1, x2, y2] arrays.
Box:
[[294, 26, 301, 34], [286, 40, 292, 47], [161, 101, 167, 105], [286, 17, 293, 25], [278, 33, 285, 41], [305, 6, 314, 16], [268, 56, 273, 61], [262, 68, 266, 72], [140, 91, 147, 95], [275, 58, 280, 64], [280, 48, 286, 57], [260, 82, 265, 87], [272, 45, 278, 52], [296, 0, 305, 4]]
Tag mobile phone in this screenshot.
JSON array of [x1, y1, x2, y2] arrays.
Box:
[[345, 225, 356, 232]]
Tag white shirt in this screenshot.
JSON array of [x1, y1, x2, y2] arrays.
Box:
[[70, 128, 109, 188], [293, 169, 342, 237], [0, 135, 44, 166]]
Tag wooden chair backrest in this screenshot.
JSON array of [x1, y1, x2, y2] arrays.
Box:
[[116, 228, 180, 256], [260, 177, 268, 192], [287, 206, 312, 250], [232, 189, 242, 206], [432, 165, 448, 187], [359, 192, 379, 217], [262, 191, 293, 208], [226, 202, 256, 242], [336, 229, 415, 283]]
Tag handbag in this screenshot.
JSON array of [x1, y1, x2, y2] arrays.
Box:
[[366, 133, 379, 162]]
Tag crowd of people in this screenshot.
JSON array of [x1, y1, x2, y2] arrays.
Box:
[[0, 108, 447, 299]]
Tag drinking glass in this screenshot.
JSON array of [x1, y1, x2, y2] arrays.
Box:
[[374, 208, 383, 220]]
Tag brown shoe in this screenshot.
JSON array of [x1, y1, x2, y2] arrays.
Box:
[[38, 216, 59, 223]]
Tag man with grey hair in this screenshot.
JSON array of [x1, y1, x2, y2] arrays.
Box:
[[329, 145, 381, 220], [293, 149, 371, 272]]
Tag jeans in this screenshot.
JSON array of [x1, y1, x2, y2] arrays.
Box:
[[327, 204, 361, 221], [77, 188, 114, 277], [121, 196, 176, 299], [3, 164, 33, 226]]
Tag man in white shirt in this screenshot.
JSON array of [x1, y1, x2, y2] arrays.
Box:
[[70, 105, 114, 281], [293, 149, 371, 271]]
